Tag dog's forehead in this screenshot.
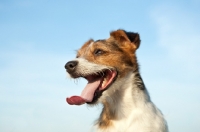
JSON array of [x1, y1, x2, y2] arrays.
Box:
[[93, 39, 119, 48], [79, 39, 110, 51], [77, 38, 122, 58], [92, 39, 106, 46]]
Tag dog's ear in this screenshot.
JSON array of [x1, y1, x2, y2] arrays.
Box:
[[110, 30, 140, 50]]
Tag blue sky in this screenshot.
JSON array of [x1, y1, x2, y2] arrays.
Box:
[[0, 0, 200, 131]]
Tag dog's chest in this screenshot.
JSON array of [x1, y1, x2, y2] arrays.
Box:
[[94, 108, 149, 132], [95, 107, 165, 132]]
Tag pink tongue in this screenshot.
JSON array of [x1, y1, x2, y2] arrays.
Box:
[[66, 79, 101, 105]]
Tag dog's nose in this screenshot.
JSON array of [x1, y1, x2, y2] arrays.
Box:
[[65, 61, 78, 71]]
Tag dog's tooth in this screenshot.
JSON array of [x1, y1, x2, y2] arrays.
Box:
[[102, 78, 107, 87]]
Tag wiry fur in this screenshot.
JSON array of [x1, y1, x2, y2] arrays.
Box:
[[65, 29, 168, 132], [95, 72, 168, 132]]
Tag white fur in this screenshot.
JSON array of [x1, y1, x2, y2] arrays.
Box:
[[71, 58, 168, 132], [95, 73, 168, 132]]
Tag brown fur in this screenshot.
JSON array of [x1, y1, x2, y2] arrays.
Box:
[[98, 101, 114, 129], [77, 30, 140, 78]]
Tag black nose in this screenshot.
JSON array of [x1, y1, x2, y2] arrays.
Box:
[[65, 61, 78, 71]]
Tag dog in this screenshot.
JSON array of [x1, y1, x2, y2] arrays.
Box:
[[65, 29, 168, 132]]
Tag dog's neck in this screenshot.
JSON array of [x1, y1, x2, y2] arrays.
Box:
[[97, 71, 151, 129]]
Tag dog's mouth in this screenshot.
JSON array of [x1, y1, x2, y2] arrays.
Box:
[[66, 69, 117, 105]]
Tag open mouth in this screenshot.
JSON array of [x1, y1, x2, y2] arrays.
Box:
[[66, 69, 117, 105]]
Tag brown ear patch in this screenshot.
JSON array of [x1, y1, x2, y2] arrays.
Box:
[[110, 30, 141, 50], [110, 30, 130, 43]]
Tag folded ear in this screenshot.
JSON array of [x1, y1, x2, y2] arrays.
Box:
[[110, 30, 140, 49]]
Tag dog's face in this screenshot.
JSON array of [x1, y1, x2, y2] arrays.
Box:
[[65, 30, 140, 105]]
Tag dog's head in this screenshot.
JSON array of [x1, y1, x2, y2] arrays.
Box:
[[65, 29, 140, 105]]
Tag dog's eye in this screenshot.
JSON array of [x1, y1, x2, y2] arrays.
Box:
[[94, 49, 104, 55]]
